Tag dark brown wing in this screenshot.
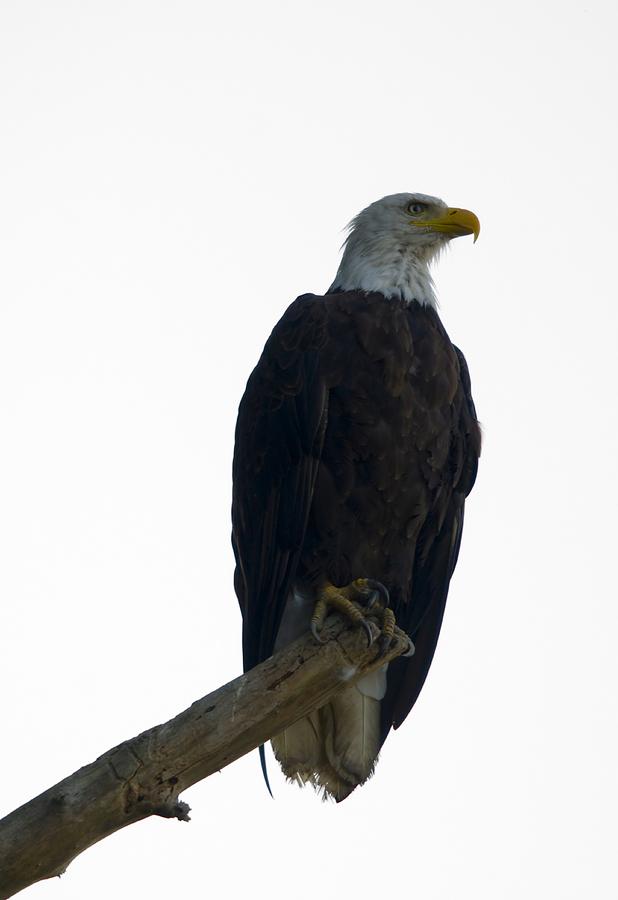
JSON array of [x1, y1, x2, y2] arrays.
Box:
[[232, 295, 329, 672], [381, 344, 481, 741]]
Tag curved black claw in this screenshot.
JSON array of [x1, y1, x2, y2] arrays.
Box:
[[311, 621, 327, 644], [363, 579, 390, 609], [379, 632, 394, 655], [379, 630, 413, 658], [361, 617, 375, 648]]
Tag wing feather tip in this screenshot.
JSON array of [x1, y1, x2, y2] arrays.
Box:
[[259, 744, 274, 799]]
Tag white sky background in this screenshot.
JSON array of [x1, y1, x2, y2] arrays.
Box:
[[1, 0, 617, 897]]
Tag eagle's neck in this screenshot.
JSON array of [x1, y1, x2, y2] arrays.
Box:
[[329, 237, 438, 307]]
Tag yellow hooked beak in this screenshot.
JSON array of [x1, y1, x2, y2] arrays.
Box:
[[411, 207, 480, 243]]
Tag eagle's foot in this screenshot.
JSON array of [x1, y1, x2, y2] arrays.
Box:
[[310, 582, 375, 647]]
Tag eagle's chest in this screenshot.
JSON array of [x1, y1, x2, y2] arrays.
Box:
[[302, 299, 459, 587], [322, 300, 458, 473]]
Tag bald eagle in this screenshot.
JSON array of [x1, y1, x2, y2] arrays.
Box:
[[232, 193, 481, 801]]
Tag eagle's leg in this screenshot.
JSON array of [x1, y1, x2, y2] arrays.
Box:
[[310, 578, 390, 647]]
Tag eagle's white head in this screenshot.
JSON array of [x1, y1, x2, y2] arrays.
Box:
[[329, 192, 480, 307]]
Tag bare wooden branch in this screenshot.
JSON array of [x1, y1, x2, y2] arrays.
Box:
[[0, 618, 408, 899]]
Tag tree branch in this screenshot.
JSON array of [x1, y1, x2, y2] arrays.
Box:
[[0, 618, 409, 899]]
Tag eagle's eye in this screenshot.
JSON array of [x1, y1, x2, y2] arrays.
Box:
[[407, 202, 427, 216]]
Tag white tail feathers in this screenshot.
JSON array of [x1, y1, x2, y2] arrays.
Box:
[[271, 684, 382, 802]]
